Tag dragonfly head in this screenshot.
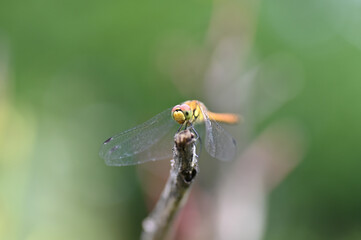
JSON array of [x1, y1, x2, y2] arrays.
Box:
[[171, 104, 192, 124]]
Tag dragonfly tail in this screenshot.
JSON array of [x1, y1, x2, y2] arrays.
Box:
[[207, 112, 241, 124]]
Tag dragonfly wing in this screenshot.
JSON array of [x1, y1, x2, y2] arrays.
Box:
[[99, 108, 178, 166], [200, 107, 237, 161]]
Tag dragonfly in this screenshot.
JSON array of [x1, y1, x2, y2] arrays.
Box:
[[99, 100, 240, 166]]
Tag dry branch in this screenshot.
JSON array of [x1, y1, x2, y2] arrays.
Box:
[[141, 129, 198, 240]]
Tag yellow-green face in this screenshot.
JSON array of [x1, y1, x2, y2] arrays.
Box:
[[171, 104, 193, 124]]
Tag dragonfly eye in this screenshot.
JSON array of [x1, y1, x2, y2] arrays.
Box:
[[172, 103, 192, 124], [179, 104, 192, 120], [184, 110, 192, 120], [172, 110, 186, 124]]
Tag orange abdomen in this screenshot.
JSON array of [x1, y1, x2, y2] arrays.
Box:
[[207, 112, 240, 124]]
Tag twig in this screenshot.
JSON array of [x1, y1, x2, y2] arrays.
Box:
[[141, 129, 198, 240]]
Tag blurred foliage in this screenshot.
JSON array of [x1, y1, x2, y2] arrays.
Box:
[[0, 0, 360, 239]]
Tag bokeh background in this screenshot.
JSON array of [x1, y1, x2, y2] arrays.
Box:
[[1, 0, 361, 239]]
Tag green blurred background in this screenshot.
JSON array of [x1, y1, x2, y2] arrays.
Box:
[[1, 0, 360, 239]]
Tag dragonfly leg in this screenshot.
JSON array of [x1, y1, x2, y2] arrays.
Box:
[[189, 124, 199, 140], [182, 122, 202, 152], [189, 124, 203, 158], [177, 123, 184, 133], [188, 123, 202, 147], [178, 120, 192, 132]]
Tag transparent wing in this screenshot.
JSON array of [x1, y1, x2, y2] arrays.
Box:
[[99, 108, 178, 166], [200, 107, 237, 161]]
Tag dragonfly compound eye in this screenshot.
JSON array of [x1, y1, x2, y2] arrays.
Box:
[[172, 110, 185, 124], [184, 110, 192, 120], [171, 104, 192, 124]]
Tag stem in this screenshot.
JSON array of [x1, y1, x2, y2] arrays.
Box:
[[141, 129, 198, 240]]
